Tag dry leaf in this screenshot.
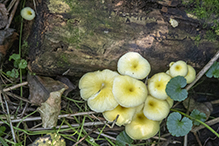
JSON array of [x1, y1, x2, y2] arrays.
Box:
[[0, 29, 17, 55], [28, 75, 68, 106], [56, 76, 76, 96], [37, 88, 66, 128], [183, 98, 213, 120]]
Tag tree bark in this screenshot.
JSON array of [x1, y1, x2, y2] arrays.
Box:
[[27, 0, 218, 77]]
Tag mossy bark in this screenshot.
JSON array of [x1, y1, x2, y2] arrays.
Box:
[[28, 0, 218, 77]]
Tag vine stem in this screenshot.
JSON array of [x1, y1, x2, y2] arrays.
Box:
[[171, 109, 219, 138]]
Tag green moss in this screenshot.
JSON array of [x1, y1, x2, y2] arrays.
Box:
[[57, 53, 72, 67], [51, 0, 126, 46], [184, 0, 219, 30]]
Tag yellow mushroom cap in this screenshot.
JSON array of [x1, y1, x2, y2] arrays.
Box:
[[166, 96, 174, 108], [103, 105, 136, 126], [21, 7, 35, 21], [117, 52, 151, 80], [184, 65, 196, 84], [79, 69, 119, 112], [169, 60, 188, 77], [125, 110, 160, 140], [169, 62, 175, 67], [166, 70, 170, 75], [148, 72, 171, 100], [112, 75, 148, 107], [143, 95, 170, 121]]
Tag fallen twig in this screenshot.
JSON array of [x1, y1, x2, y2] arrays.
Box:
[[3, 93, 16, 143], [3, 81, 28, 92], [85, 128, 117, 141], [29, 121, 112, 131], [0, 111, 95, 124], [192, 117, 219, 132], [193, 131, 202, 146], [5, 0, 20, 29]]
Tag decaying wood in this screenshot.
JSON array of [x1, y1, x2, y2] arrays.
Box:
[[27, 0, 218, 77]]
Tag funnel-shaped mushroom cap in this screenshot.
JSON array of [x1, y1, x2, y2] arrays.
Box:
[[169, 60, 188, 77], [79, 69, 119, 112], [103, 105, 136, 126], [184, 65, 196, 84], [117, 52, 151, 79], [166, 96, 174, 108], [113, 75, 148, 107], [125, 110, 160, 140], [148, 73, 171, 100], [21, 7, 35, 20], [143, 95, 170, 121]]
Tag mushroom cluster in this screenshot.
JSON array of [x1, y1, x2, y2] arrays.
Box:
[[79, 52, 196, 140], [166, 60, 196, 84]]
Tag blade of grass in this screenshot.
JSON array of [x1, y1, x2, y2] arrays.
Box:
[[0, 137, 9, 146]]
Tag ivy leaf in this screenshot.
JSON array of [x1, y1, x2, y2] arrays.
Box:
[[167, 112, 193, 137], [9, 54, 20, 61], [19, 59, 27, 69], [6, 68, 19, 78], [165, 76, 188, 101], [206, 62, 219, 78], [116, 131, 133, 146], [190, 109, 206, 126]]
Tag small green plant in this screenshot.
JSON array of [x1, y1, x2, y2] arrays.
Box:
[[165, 61, 219, 137], [206, 62, 219, 78], [167, 112, 193, 137], [6, 53, 27, 78], [165, 76, 188, 101], [190, 109, 206, 126], [115, 131, 133, 146]]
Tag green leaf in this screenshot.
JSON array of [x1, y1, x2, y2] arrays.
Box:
[[116, 131, 133, 146], [9, 54, 20, 61], [206, 62, 219, 78], [165, 76, 188, 101], [6, 68, 19, 78], [19, 59, 27, 69], [190, 109, 206, 126], [167, 112, 193, 137], [0, 126, 6, 136]]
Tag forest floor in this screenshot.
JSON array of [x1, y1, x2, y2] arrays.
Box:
[[1, 0, 219, 146]]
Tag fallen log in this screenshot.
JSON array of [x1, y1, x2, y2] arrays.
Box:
[[27, 0, 218, 77]]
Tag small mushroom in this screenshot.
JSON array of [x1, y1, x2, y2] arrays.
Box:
[[79, 69, 119, 112], [103, 105, 136, 126], [143, 95, 170, 121], [112, 75, 148, 107], [117, 52, 151, 80], [125, 109, 160, 140], [169, 18, 179, 28], [169, 60, 188, 77], [21, 7, 35, 20], [184, 65, 196, 84], [148, 72, 171, 100]]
